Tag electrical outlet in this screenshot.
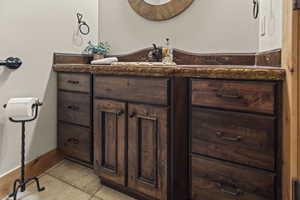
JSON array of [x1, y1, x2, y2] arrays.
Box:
[[260, 16, 266, 37]]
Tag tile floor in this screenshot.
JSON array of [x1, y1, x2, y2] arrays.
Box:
[[2, 160, 136, 200]]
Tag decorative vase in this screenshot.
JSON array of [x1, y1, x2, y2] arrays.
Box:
[[93, 54, 104, 60]]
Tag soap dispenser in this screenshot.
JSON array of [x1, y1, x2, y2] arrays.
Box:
[[162, 38, 174, 64]]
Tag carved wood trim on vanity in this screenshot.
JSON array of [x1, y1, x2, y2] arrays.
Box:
[[54, 48, 282, 67], [53, 53, 92, 65], [255, 49, 282, 67], [54, 49, 256, 66], [111, 48, 257, 66]]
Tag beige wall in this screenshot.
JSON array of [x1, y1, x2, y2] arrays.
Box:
[[258, 0, 282, 52], [0, 0, 98, 177], [99, 0, 259, 54]]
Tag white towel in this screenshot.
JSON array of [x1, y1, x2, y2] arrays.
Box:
[[91, 57, 118, 65]]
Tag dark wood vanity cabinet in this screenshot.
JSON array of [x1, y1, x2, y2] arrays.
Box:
[[93, 75, 188, 200], [56, 70, 283, 200], [57, 72, 93, 164], [190, 79, 282, 200]]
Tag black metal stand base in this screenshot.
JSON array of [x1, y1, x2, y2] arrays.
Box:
[[9, 177, 45, 200], [3, 103, 45, 200]]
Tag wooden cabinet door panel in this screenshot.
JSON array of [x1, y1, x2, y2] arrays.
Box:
[[192, 177, 270, 200], [94, 76, 169, 105], [58, 91, 91, 127], [94, 99, 126, 186], [191, 155, 275, 200], [192, 107, 276, 170], [58, 122, 92, 163], [191, 79, 276, 114], [58, 73, 90, 93], [128, 104, 169, 200]]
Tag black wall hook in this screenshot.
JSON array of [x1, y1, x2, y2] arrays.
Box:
[[253, 0, 259, 19], [0, 57, 22, 69], [77, 12, 90, 35]]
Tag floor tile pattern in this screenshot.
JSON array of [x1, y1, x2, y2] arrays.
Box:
[[2, 160, 136, 200]]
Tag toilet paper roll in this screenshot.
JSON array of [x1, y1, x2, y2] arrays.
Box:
[[5, 97, 38, 119]]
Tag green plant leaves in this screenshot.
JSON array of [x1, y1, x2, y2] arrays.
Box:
[[84, 41, 111, 56]]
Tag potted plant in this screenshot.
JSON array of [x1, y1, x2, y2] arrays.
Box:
[[84, 41, 111, 60]]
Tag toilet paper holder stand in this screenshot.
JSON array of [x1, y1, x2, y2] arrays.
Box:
[[2, 102, 45, 200], [3, 101, 43, 122]]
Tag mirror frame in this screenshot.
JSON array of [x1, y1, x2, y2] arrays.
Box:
[[128, 0, 194, 21]]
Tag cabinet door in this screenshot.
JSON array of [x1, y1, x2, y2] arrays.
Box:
[[94, 99, 126, 186], [128, 104, 169, 200]]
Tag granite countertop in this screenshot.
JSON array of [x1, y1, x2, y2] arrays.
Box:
[[53, 63, 285, 81]]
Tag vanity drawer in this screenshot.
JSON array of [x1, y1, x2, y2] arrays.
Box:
[[58, 73, 90, 93], [191, 79, 276, 114], [58, 122, 92, 163], [192, 107, 275, 170], [94, 76, 169, 105], [191, 155, 275, 200], [58, 91, 91, 127]]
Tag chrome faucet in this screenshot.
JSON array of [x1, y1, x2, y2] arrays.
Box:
[[148, 44, 162, 62]]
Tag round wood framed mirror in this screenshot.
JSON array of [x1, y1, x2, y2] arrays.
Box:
[[128, 0, 194, 21]]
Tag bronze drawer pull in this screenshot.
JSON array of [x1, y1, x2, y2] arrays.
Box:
[[116, 110, 124, 116], [67, 138, 80, 145], [67, 105, 80, 111], [216, 131, 242, 142], [216, 91, 241, 99], [129, 112, 157, 121], [67, 80, 80, 84], [137, 115, 157, 121], [100, 109, 124, 116], [129, 112, 136, 118], [217, 183, 242, 196]]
